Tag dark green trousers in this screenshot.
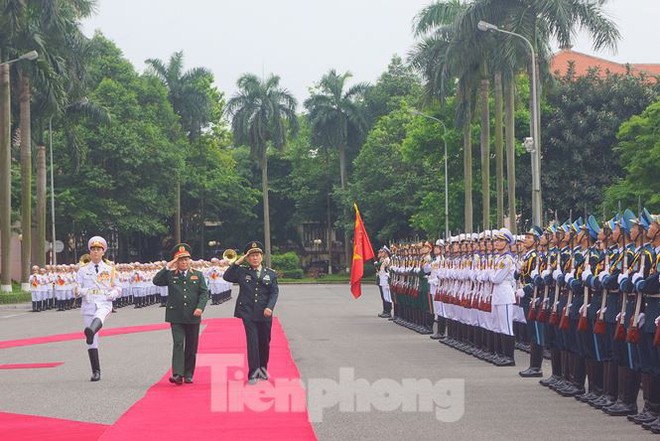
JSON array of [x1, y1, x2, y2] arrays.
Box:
[[170, 323, 200, 377]]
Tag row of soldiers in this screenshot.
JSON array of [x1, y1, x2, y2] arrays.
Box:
[[28, 257, 233, 312], [375, 209, 660, 434]]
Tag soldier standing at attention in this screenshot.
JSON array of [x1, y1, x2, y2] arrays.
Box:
[[77, 236, 121, 382], [223, 241, 279, 385], [153, 243, 209, 385]]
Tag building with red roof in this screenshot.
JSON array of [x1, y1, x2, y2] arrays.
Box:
[[550, 48, 660, 81]]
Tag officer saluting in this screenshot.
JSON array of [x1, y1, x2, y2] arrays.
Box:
[[153, 243, 209, 385], [223, 241, 279, 385]]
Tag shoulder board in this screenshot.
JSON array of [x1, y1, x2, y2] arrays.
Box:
[[80, 262, 90, 267]]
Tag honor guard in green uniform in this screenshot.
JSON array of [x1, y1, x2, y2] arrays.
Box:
[[153, 243, 209, 385]]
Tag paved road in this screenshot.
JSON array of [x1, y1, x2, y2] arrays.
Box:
[[0, 284, 655, 440]]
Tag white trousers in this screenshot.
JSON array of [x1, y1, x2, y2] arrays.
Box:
[[82, 305, 111, 349], [492, 304, 514, 336]]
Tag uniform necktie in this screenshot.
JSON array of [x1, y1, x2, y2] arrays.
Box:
[[95, 264, 99, 274]]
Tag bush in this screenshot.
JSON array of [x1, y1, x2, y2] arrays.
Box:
[[282, 269, 304, 279], [271, 252, 301, 272]]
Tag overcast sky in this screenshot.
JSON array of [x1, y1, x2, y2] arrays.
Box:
[[82, 0, 660, 105]]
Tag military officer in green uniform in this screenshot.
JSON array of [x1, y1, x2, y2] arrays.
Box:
[[153, 243, 209, 385], [223, 241, 279, 385]]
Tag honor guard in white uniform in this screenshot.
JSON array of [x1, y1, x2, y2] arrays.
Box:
[[376, 246, 393, 318], [77, 236, 120, 382], [489, 228, 517, 366]]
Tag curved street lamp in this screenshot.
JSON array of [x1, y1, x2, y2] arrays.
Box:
[[478, 20, 542, 226], [411, 109, 450, 239]]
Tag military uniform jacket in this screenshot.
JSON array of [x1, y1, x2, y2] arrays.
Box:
[[223, 264, 279, 322], [153, 268, 208, 324], [77, 260, 121, 315]]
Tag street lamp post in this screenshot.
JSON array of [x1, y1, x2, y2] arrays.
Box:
[[0, 50, 38, 292], [411, 109, 450, 239], [477, 21, 542, 226]]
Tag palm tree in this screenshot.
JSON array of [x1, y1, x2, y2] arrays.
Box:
[[464, 0, 620, 225], [227, 73, 298, 267], [410, 0, 619, 231], [1, 0, 96, 287], [410, 0, 480, 232], [304, 69, 368, 270], [145, 51, 214, 244]]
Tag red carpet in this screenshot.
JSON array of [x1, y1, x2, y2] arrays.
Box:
[[0, 412, 108, 440], [98, 317, 317, 441], [0, 362, 63, 370], [0, 323, 171, 349]]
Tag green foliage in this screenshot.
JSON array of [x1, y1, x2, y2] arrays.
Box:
[[271, 251, 301, 271], [517, 66, 658, 223], [365, 54, 422, 124], [605, 100, 660, 211]]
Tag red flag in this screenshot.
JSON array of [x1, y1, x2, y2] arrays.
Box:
[[350, 203, 375, 299]]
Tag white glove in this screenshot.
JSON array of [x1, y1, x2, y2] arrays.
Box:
[[617, 271, 629, 285], [530, 268, 539, 279], [655, 316, 660, 326], [542, 298, 549, 307], [638, 313, 646, 328], [515, 288, 525, 299], [598, 271, 610, 282], [632, 272, 644, 285], [596, 307, 607, 316], [541, 269, 551, 278], [616, 312, 624, 322], [552, 268, 563, 281], [581, 269, 592, 282], [579, 304, 586, 315], [565, 271, 575, 285]]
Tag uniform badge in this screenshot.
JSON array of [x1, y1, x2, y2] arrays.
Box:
[[263, 274, 271, 282], [191, 275, 199, 280], [246, 275, 252, 282], [499, 262, 505, 269]]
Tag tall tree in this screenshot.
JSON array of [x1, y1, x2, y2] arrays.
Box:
[[0, 0, 96, 287], [145, 51, 214, 243], [304, 69, 368, 270], [227, 74, 298, 267]]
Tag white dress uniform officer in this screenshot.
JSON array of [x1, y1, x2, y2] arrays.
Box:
[[76, 236, 120, 381]]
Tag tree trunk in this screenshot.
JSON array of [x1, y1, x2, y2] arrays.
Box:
[[0, 62, 11, 291], [175, 179, 181, 243], [19, 72, 32, 289], [36, 144, 46, 267], [200, 191, 205, 258], [494, 72, 504, 228], [326, 149, 333, 274], [339, 143, 350, 272], [480, 78, 490, 230], [463, 106, 473, 234], [505, 78, 516, 234], [260, 153, 272, 268]]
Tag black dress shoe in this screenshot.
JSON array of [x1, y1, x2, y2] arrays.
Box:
[[603, 401, 637, 416], [184, 377, 193, 384], [247, 377, 259, 385], [628, 410, 657, 424], [518, 367, 543, 378], [642, 416, 660, 430], [169, 375, 183, 385], [378, 312, 392, 318], [90, 371, 101, 382]]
